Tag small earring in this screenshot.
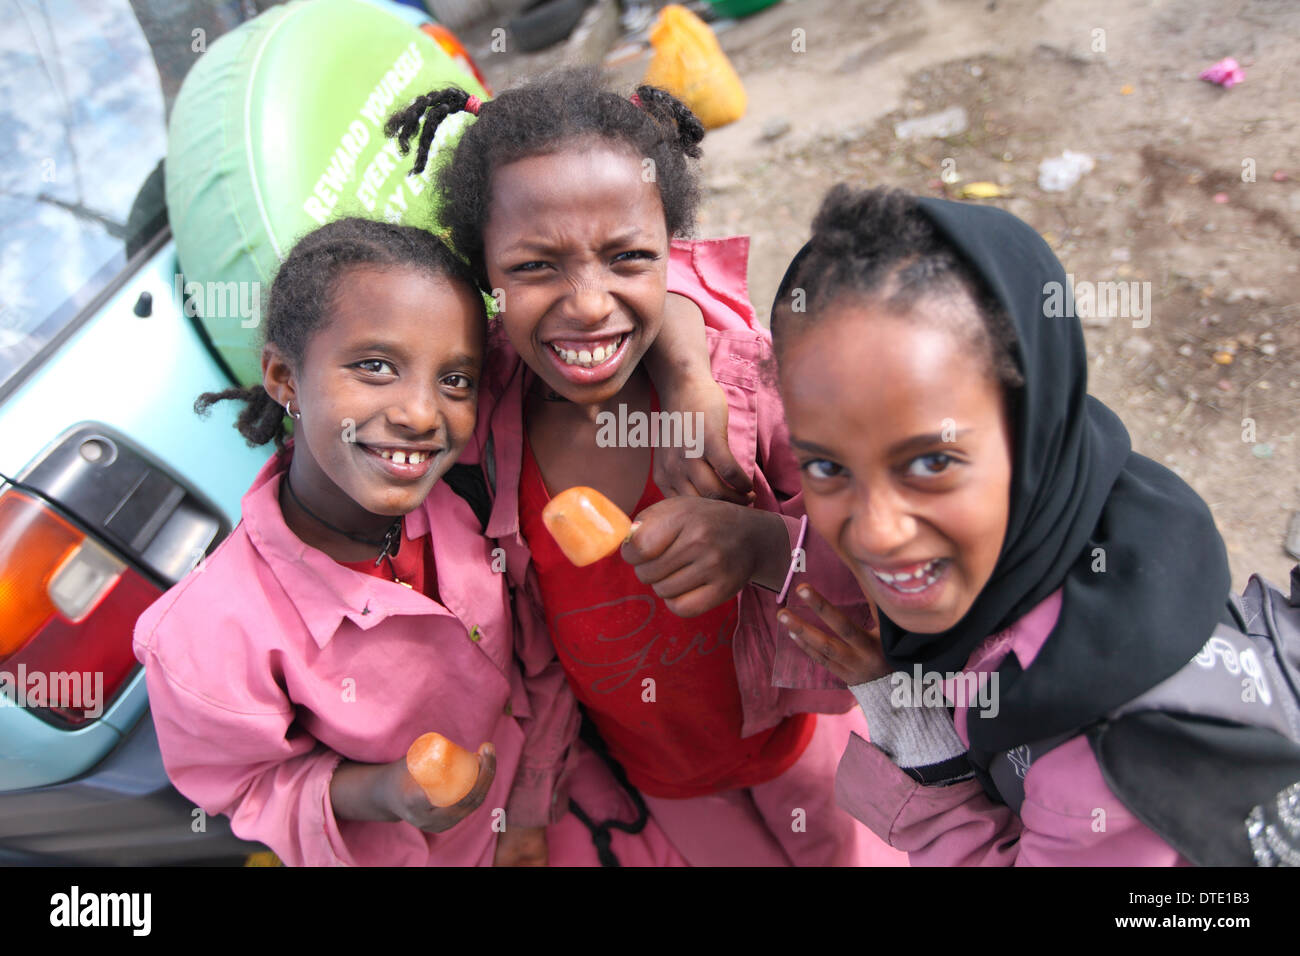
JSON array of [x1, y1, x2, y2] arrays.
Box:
[[285, 399, 301, 420]]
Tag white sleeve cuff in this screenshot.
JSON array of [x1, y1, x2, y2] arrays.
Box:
[[850, 675, 968, 770]]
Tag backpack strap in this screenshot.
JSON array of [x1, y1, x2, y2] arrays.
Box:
[[965, 654, 1089, 812], [980, 729, 1077, 815]]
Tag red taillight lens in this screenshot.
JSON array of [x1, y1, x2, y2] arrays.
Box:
[[0, 490, 85, 657], [420, 23, 493, 97], [0, 489, 162, 725]]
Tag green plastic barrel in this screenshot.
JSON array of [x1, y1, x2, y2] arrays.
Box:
[[166, 0, 487, 385]]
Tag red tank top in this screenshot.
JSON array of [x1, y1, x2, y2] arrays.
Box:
[[518, 433, 814, 799]]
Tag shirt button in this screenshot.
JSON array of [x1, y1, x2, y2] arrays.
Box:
[[469, 625, 482, 643], [504, 701, 512, 716]]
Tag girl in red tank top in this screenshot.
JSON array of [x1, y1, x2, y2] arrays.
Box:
[[385, 69, 906, 867]]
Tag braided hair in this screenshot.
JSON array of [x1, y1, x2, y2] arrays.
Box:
[[771, 185, 1024, 390], [384, 66, 705, 285], [194, 217, 483, 449]]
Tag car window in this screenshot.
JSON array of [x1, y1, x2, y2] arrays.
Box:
[[0, 0, 263, 393]]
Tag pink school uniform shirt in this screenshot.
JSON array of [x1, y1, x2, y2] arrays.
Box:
[[835, 590, 1191, 865], [459, 237, 875, 816], [133, 446, 541, 866]]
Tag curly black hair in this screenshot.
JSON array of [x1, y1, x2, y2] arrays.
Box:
[[771, 185, 1024, 390], [385, 66, 705, 286], [194, 217, 483, 449]]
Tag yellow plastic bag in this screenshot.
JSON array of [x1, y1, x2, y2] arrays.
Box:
[[643, 5, 746, 130]]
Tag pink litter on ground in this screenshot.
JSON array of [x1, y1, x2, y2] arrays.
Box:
[[1199, 57, 1244, 88]]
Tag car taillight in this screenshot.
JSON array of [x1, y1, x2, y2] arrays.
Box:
[[420, 23, 493, 96], [0, 489, 161, 726]]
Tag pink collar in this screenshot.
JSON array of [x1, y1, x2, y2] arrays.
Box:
[[237, 445, 462, 649], [966, 588, 1065, 673]]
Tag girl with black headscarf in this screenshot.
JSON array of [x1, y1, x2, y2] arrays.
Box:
[[768, 185, 1300, 865]]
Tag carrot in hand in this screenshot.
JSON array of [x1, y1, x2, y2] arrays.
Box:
[[406, 732, 481, 807], [542, 486, 633, 567]]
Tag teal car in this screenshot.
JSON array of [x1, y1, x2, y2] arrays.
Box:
[[0, 0, 486, 863]]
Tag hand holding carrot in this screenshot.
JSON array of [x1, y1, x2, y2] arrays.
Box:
[[384, 735, 496, 833]]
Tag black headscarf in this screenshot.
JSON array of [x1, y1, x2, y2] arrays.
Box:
[[774, 196, 1233, 754]]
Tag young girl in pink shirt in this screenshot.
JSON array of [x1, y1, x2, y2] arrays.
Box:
[[768, 185, 1294, 865], [386, 70, 907, 866], [133, 218, 685, 866]]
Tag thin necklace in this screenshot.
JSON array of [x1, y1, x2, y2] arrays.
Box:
[[282, 472, 402, 569]]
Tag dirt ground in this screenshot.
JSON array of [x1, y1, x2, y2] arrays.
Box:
[[476, 0, 1300, 589]]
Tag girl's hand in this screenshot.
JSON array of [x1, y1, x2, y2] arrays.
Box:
[[622, 497, 790, 617], [385, 743, 497, 833], [494, 825, 549, 866], [646, 292, 754, 505], [779, 585, 892, 687], [654, 374, 755, 505]]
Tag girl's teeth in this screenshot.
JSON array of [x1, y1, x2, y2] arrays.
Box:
[[872, 559, 942, 589], [552, 336, 623, 368], [376, 449, 426, 464]]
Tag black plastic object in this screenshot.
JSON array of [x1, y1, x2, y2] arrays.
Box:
[[132, 291, 153, 317], [508, 0, 591, 52], [15, 423, 228, 585]]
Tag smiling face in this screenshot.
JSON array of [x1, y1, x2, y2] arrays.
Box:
[[779, 290, 1015, 634], [263, 264, 484, 534], [482, 142, 670, 406]]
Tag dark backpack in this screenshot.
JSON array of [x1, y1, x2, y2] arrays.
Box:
[[972, 565, 1300, 866]]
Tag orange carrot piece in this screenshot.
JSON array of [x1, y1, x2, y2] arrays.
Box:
[[405, 732, 481, 807], [542, 486, 633, 567]]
